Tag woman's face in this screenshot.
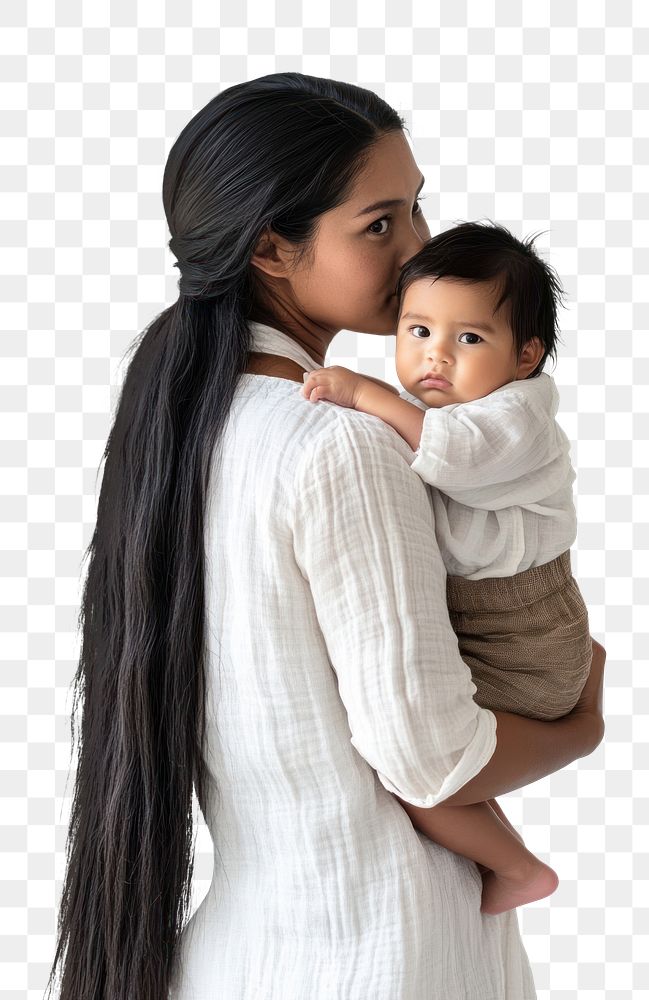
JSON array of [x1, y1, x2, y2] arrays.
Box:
[[254, 130, 431, 339]]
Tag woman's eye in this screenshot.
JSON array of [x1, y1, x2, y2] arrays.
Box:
[[367, 197, 425, 236], [458, 332, 483, 344], [368, 217, 390, 236]]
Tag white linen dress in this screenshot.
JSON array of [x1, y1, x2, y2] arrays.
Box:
[[169, 322, 538, 1000]]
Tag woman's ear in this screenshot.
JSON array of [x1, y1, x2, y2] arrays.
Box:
[[250, 227, 297, 279], [515, 336, 546, 379]]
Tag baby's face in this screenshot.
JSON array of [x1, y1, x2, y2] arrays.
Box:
[[395, 277, 522, 407]]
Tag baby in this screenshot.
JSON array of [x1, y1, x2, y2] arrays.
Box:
[[300, 220, 592, 917]]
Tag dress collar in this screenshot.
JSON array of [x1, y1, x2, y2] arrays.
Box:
[[248, 321, 323, 373]]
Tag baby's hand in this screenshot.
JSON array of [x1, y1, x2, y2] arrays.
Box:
[[301, 366, 367, 409]]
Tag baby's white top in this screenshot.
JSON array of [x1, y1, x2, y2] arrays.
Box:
[[400, 374, 577, 580], [171, 321, 537, 999]]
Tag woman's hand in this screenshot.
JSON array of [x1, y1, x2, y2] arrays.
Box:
[[567, 637, 607, 751], [301, 366, 371, 409]]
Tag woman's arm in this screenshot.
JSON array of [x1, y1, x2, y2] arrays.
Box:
[[292, 416, 500, 809], [398, 638, 606, 811], [292, 411, 606, 811], [400, 708, 594, 811]]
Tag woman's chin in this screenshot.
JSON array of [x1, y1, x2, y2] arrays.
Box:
[[367, 307, 400, 336], [359, 324, 397, 337], [347, 300, 399, 337]]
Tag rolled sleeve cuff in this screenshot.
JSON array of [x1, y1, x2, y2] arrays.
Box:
[[375, 706, 498, 808]]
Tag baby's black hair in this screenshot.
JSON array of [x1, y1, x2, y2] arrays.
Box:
[[395, 219, 567, 378]]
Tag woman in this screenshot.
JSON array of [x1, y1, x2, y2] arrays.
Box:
[[46, 73, 605, 999]]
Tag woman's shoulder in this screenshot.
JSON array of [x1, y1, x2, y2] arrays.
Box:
[[298, 389, 417, 470], [292, 400, 428, 517], [232, 376, 423, 517], [238, 374, 416, 461]]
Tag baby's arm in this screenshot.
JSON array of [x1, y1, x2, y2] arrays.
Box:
[[301, 366, 425, 452], [354, 380, 425, 451], [361, 374, 402, 396]]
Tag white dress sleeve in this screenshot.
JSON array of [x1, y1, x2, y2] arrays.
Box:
[[291, 412, 497, 808], [410, 373, 572, 510]]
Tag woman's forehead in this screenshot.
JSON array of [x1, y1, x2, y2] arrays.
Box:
[[339, 131, 425, 213]]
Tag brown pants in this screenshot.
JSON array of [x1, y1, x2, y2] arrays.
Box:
[[446, 549, 592, 722]]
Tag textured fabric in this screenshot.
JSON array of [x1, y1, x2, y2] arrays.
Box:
[[169, 323, 537, 999], [398, 375, 577, 579], [446, 549, 592, 721]]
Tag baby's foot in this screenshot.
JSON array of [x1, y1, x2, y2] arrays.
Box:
[[479, 856, 559, 915]]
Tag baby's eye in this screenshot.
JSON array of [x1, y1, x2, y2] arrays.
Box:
[[458, 332, 483, 345], [409, 325, 430, 338]]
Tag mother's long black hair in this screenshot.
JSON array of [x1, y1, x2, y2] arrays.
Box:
[[44, 73, 404, 999]]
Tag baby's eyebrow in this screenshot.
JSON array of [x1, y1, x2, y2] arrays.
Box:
[[354, 175, 425, 218], [454, 320, 497, 334]]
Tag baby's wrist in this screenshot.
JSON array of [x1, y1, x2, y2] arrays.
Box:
[[354, 378, 392, 414]]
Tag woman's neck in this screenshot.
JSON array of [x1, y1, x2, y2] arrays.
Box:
[[243, 351, 308, 383], [249, 308, 330, 369]]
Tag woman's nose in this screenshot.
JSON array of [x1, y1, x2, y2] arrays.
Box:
[[398, 226, 429, 271]]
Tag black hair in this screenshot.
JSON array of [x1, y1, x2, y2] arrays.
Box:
[[394, 219, 567, 377], [44, 72, 405, 1000]]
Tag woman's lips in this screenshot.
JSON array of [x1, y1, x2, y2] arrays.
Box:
[[420, 377, 451, 388]]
